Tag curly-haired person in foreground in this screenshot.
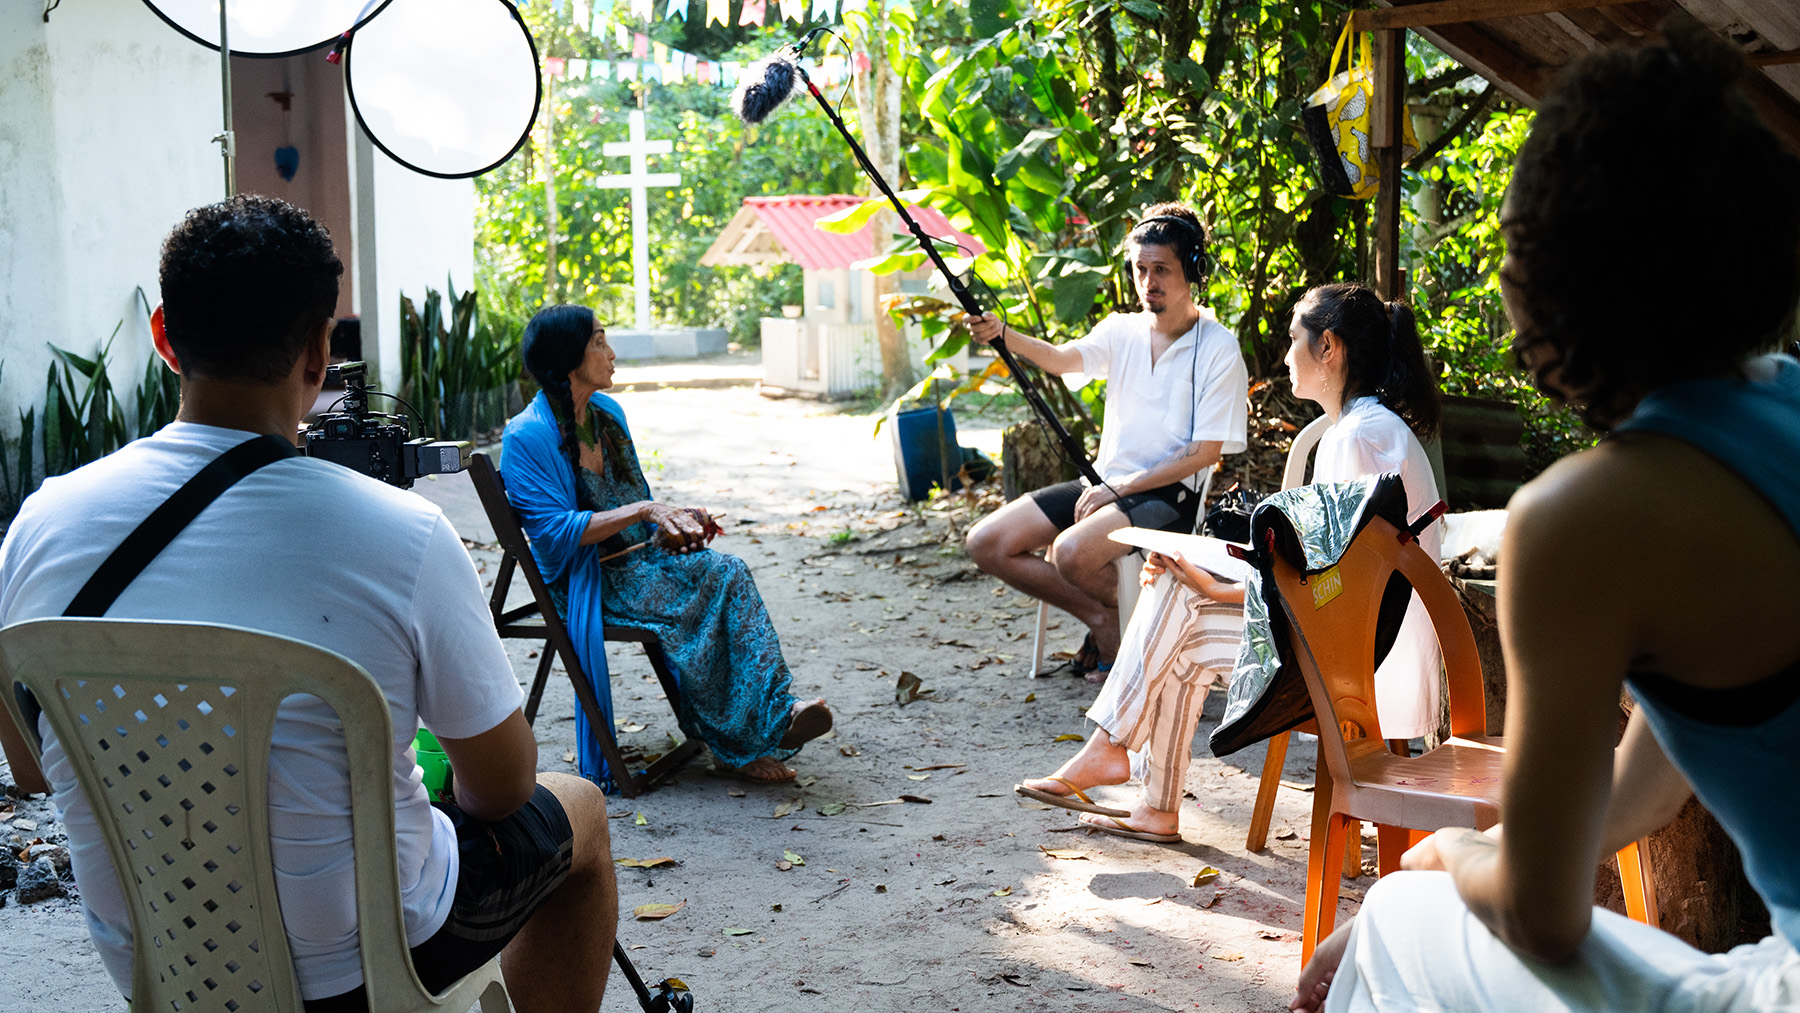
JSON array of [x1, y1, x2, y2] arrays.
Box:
[[1293, 23, 1800, 1013], [0, 196, 617, 1013]]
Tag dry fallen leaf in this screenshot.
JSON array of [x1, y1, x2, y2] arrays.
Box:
[[773, 801, 794, 819], [14, 819, 37, 832], [1053, 733, 1085, 743], [616, 857, 678, 869], [838, 743, 862, 757], [775, 860, 793, 872], [992, 887, 1013, 897], [875, 884, 887, 893], [771, 903, 783, 912], [1024, 693, 1036, 703], [1040, 847, 1092, 860], [1128, 958, 1153, 967], [1191, 865, 1223, 888], [1257, 929, 1301, 942], [727, 787, 746, 798], [899, 794, 932, 804], [1213, 950, 1246, 962], [905, 763, 966, 771], [562, 749, 576, 763], [1275, 827, 1298, 840], [895, 671, 935, 706], [723, 927, 754, 936], [800, 775, 818, 788], [907, 774, 931, 781], [616, 721, 647, 733], [634, 812, 648, 826], [782, 849, 806, 866], [632, 900, 686, 920]]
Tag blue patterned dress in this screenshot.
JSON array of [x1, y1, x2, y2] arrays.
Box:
[[546, 409, 799, 772]]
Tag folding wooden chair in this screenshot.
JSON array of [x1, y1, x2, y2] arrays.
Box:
[[469, 452, 702, 798], [1263, 511, 1657, 961]]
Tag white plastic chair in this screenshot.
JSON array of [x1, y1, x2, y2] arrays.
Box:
[[0, 618, 511, 1013]]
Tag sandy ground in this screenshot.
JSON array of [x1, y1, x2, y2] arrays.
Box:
[[0, 383, 1367, 1012]]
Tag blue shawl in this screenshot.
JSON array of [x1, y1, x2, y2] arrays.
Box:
[[500, 390, 635, 789]]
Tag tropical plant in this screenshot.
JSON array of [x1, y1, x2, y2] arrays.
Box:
[[400, 283, 524, 442]]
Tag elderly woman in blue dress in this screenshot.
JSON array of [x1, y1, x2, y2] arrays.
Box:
[[502, 305, 831, 786]]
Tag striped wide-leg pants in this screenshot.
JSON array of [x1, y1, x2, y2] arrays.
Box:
[[1087, 572, 1243, 811]]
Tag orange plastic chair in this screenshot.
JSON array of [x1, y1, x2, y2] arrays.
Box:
[[1263, 512, 1658, 961]]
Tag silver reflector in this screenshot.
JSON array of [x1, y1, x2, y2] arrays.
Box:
[[141, 0, 375, 57], [345, 0, 541, 179]]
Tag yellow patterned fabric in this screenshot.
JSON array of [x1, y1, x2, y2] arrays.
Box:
[[1304, 24, 1419, 200]]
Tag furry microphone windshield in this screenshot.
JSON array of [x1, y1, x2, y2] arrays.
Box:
[[731, 51, 802, 125]]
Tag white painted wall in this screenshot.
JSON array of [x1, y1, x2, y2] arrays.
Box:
[[354, 136, 475, 394], [0, 0, 218, 440]]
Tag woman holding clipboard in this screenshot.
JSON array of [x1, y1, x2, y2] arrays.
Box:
[[1015, 282, 1444, 842]]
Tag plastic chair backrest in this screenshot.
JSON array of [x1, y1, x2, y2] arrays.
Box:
[[1281, 415, 1334, 492], [0, 619, 437, 1012], [1265, 516, 1486, 785]]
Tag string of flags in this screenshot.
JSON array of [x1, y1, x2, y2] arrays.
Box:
[[545, 48, 869, 87], [531, 0, 916, 29]]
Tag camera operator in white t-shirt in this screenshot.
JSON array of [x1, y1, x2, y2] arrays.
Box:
[[0, 196, 616, 1013], [961, 202, 1249, 677]]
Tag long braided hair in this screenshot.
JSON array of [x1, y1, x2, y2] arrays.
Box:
[[522, 304, 597, 473]]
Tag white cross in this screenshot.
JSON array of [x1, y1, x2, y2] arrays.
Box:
[[594, 110, 681, 331]]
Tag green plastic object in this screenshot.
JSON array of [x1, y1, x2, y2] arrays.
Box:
[[414, 727, 452, 799]]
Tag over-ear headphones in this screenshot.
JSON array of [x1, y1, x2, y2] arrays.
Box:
[[1132, 214, 1211, 286]]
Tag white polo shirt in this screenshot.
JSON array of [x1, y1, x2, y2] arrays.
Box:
[[1068, 309, 1249, 486]]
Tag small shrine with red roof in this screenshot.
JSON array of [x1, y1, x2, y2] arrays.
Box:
[[700, 194, 984, 399]]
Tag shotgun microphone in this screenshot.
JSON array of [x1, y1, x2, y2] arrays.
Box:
[[731, 51, 801, 124], [731, 28, 828, 125]]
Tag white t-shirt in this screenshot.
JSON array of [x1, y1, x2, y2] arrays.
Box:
[[1068, 309, 1249, 486], [0, 422, 523, 1000], [1313, 396, 1444, 739]]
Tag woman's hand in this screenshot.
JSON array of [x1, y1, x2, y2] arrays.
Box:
[[642, 503, 714, 554], [1161, 550, 1246, 603], [1141, 552, 1170, 587]]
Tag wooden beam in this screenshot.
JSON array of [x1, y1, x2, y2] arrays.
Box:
[[1348, 0, 1634, 33], [1373, 27, 1407, 301], [1748, 49, 1800, 68], [1414, 22, 1547, 105]]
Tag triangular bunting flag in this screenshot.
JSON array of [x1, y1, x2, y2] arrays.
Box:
[[631, 0, 653, 20], [738, 0, 763, 24], [707, 0, 729, 24], [697, 61, 712, 84], [632, 32, 649, 57], [593, 60, 613, 80], [652, 41, 668, 63], [617, 61, 639, 80], [780, 0, 804, 21], [812, 0, 836, 20], [643, 63, 662, 82], [721, 61, 740, 86], [665, 0, 688, 17], [615, 23, 631, 48], [568, 58, 589, 78], [545, 56, 566, 78]]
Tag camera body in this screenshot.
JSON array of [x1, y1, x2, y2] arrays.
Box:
[[301, 362, 471, 489]]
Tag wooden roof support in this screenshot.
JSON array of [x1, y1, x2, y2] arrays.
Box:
[[1372, 27, 1408, 302], [1348, 0, 1635, 33]]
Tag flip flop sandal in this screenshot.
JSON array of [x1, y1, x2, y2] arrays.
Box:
[[1079, 812, 1182, 843], [779, 699, 833, 749], [1013, 776, 1131, 818], [1071, 633, 1100, 674]]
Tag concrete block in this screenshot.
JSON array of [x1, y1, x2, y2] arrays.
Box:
[[609, 328, 730, 361]]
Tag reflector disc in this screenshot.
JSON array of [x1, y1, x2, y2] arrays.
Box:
[[141, 0, 376, 57], [345, 0, 540, 179]]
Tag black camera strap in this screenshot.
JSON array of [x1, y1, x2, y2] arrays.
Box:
[[64, 434, 298, 618], [13, 435, 298, 755]]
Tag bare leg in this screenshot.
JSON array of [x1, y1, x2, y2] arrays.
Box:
[[1049, 505, 1136, 662], [1291, 922, 1353, 1012], [502, 772, 615, 1013], [966, 496, 1110, 630], [1019, 729, 1132, 795]]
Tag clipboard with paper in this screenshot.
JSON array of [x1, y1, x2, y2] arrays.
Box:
[[1107, 527, 1251, 583]]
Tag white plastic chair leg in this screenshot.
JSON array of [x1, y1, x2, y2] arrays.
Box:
[[1030, 600, 1052, 677]]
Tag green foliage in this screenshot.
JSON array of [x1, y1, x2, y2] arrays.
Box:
[[400, 283, 523, 442], [475, 5, 862, 345]]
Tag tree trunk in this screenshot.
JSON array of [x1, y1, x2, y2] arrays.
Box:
[[1002, 421, 1069, 501], [543, 71, 559, 304], [854, 3, 915, 399]]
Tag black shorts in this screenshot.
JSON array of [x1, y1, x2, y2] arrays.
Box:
[[304, 784, 575, 1012], [1028, 478, 1202, 534]]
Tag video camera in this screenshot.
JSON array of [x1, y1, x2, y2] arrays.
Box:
[[301, 362, 471, 489]]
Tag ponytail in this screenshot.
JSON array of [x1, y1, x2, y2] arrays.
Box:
[[1296, 283, 1442, 438]]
